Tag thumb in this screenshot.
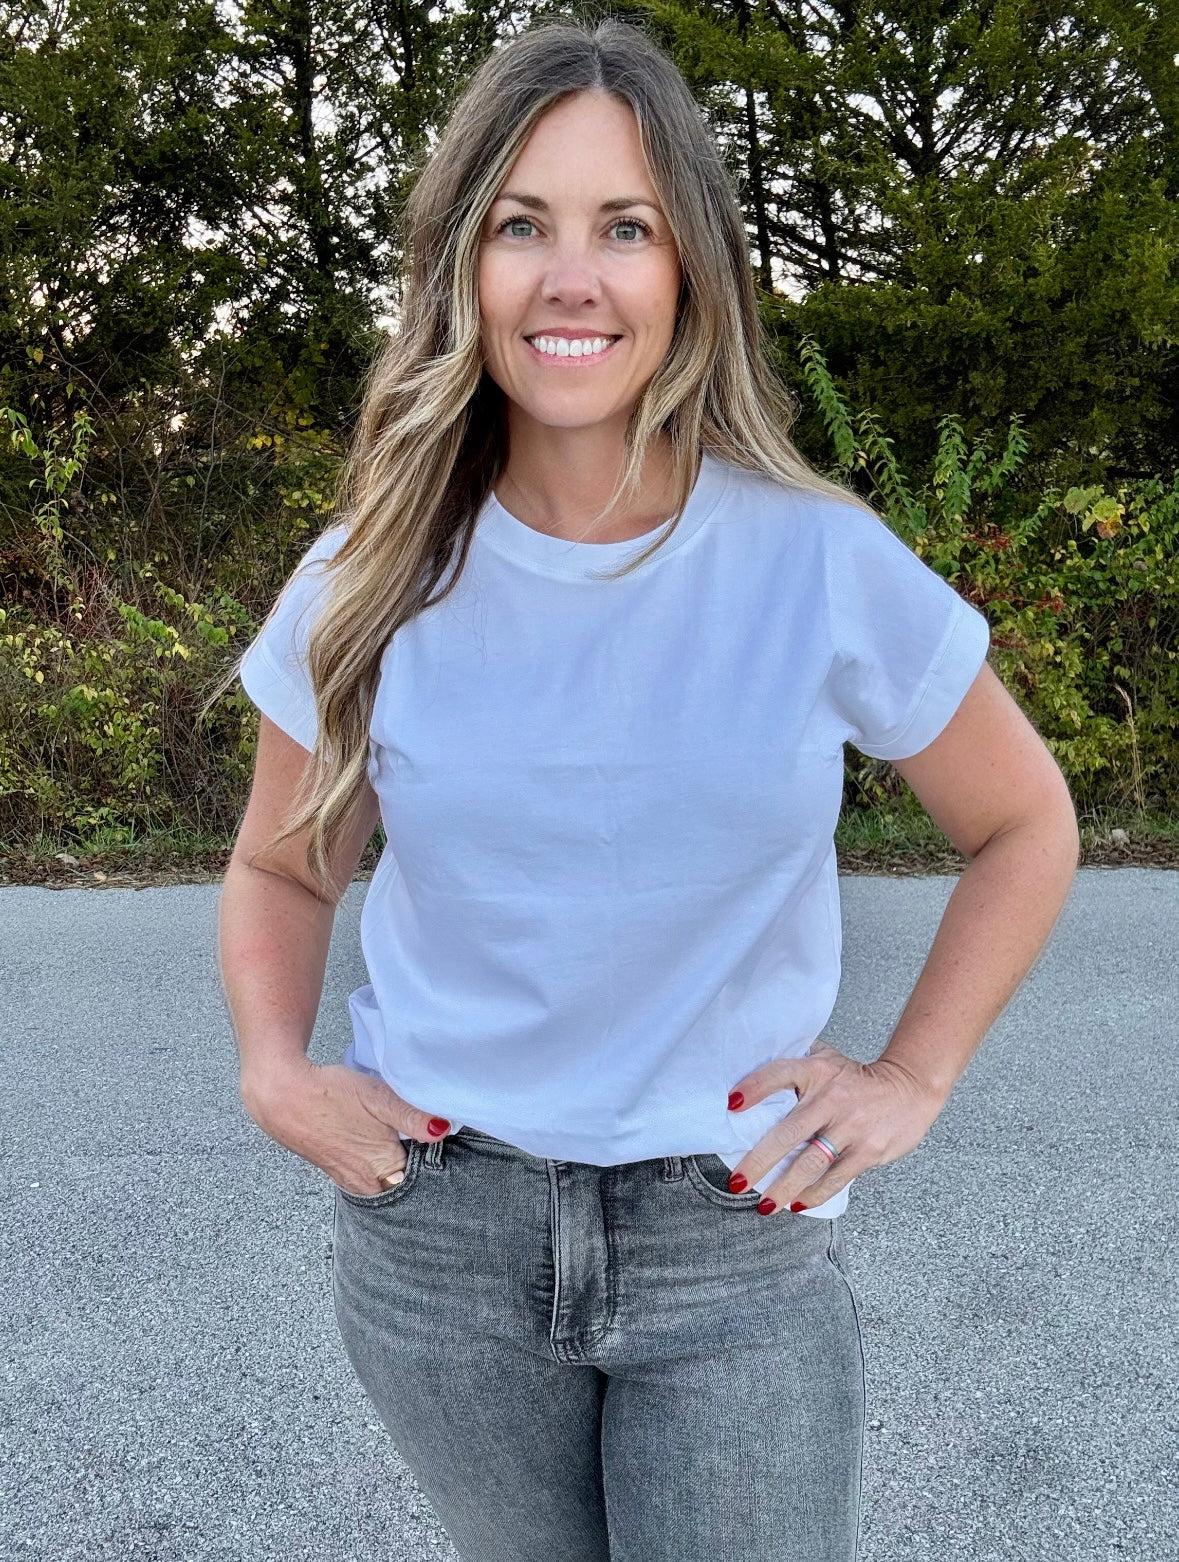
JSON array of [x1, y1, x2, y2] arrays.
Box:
[[360, 1074, 452, 1144]]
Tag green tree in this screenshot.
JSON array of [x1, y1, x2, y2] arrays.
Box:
[[615, 0, 1178, 491], [0, 0, 520, 596]]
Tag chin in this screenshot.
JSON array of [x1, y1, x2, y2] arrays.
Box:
[[518, 393, 620, 419]]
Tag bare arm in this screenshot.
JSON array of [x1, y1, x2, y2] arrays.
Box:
[[218, 713, 379, 1113], [725, 661, 1081, 1211], [218, 714, 448, 1194], [220, 862, 338, 1112], [879, 660, 1080, 1102]]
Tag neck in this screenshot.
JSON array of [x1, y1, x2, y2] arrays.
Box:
[[496, 426, 682, 544]]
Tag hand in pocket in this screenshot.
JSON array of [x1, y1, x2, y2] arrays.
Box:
[[242, 1060, 451, 1196]]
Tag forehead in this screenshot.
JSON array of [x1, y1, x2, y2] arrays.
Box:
[[500, 91, 654, 188]]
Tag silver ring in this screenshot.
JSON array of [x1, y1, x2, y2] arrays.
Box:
[[809, 1133, 839, 1164]]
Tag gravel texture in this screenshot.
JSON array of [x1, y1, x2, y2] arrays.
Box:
[[1, 867, 1174, 1561]]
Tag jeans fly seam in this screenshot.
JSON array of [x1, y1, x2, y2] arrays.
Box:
[[544, 1164, 618, 1360]]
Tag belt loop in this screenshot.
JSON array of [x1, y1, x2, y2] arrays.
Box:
[[425, 1135, 445, 1169], [661, 1154, 684, 1181]]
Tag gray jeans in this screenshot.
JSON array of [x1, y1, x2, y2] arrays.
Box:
[[332, 1124, 866, 1562]]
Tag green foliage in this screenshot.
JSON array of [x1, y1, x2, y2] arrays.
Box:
[[796, 340, 1179, 820], [1, 354, 1177, 851], [1, 1, 1177, 847], [0, 574, 260, 836], [3, 0, 1176, 562], [635, 0, 1179, 488], [0, 405, 259, 842], [0, 0, 524, 569], [2, 404, 94, 595]]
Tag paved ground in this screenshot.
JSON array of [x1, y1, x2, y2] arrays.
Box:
[[1, 867, 1175, 1561]]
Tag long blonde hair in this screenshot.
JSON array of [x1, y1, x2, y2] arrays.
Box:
[[206, 14, 878, 901]]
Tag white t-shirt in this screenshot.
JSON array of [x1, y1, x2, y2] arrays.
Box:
[[239, 452, 990, 1218]]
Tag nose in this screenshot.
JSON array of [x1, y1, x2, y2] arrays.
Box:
[[540, 246, 604, 308]]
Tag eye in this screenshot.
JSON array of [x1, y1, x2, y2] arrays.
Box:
[[609, 216, 653, 242], [496, 213, 538, 239], [492, 213, 654, 243]]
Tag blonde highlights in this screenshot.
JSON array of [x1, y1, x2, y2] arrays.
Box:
[[206, 15, 877, 900]]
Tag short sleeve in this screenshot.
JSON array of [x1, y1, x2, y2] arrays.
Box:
[[238, 523, 350, 751], [822, 502, 991, 760]]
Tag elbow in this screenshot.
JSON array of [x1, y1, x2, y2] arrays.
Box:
[[983, 788, 1081, 868]]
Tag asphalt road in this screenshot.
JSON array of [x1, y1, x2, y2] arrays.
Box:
[[2, 867, 1175, 1561]]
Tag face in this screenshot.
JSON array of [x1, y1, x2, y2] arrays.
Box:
[[477, 90, 682, 434]]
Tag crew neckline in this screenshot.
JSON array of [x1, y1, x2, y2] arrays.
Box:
[[474, 451, 730, 580]]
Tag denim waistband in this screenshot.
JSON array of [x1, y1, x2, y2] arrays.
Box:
[[428, 1122, 690, 1179]]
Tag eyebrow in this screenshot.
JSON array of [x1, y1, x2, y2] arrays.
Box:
[[493, 191, 662, 214]]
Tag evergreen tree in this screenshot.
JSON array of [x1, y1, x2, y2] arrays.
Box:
[[616, 0, 1178, 486]]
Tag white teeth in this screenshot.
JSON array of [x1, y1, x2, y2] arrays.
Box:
[[526, 335, 615, 357]]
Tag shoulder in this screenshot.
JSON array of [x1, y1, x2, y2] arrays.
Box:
[[710, 457, 874, 519], [253, 519, 355, 652], [299, 516, 353, 568], [707, 459, 891, 558], [276, 517, 353, 601]]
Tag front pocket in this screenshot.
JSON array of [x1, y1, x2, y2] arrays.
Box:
[[334, 1137, 424, 1207], [683, 1153, 766, 1210]]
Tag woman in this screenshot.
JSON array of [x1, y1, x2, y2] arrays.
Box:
[[216, 18, 1079, 1562]]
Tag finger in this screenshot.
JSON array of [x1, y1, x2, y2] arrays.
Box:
[[732, 1098, 830, 1183], [403, 1107, 452, 1142], [371, 1142, 413, 1189], [358, 1078, 453, 1144], [332, 1144, 408, 1196], [785, 1152, 864, 1212], [728, 1123, 831, 1199], [765, 1145, 864, 1214], [727, 1055, 811, 1109], [762, 1138, 843, 1208]]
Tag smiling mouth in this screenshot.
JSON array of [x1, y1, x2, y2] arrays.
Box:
[[523, 335, 623, 364]]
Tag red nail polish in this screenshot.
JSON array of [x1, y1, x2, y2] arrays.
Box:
[[727, 1091, 744, 1110], [728, 1173, 748, 1192], [427, 1117, 450, 1137], [789, 1201, 808, 1213], [757, 1197, 776, 1215]]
